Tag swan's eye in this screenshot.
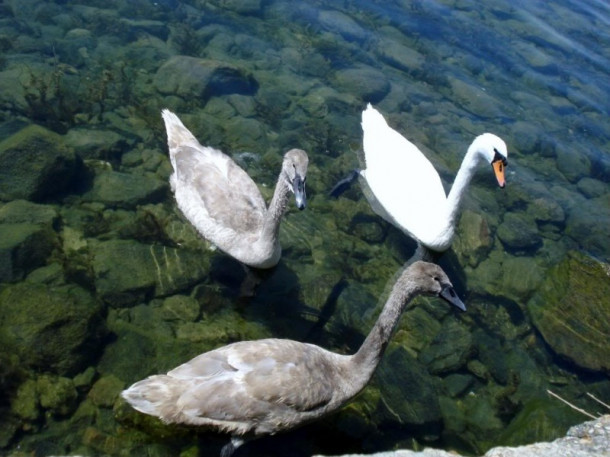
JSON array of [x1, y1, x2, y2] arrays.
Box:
[[492, 150, 507, 167]]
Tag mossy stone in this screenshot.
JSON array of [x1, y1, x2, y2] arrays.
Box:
[[376, 345, 442, 426], [497, 212, 541, 251], [82, 169, 168, 209], [501, 255, 544, 303], [161, 295, 200, 322], [497, 398, 583, 446], [0, 223, 58, 282], [527, 251, 610, 373], [91, 239, 209, 307], [11, 379, 40, 421], [419, 319, 473, 374], [37, 374, 78, 416], [88, 375, 125, 408], [453, 209, 493, 268], [443, 373, 475, 398], [0, 282, 105, 376], [0, 124, 77, 201]]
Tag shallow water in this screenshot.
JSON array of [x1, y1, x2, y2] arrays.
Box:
[[0, 0, 609, 456]]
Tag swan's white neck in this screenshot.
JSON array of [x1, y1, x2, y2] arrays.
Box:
[[444, 143, 485, 229]]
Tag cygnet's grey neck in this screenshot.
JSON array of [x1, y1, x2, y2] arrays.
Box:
[[349, 277, 419, 390], [261, 173, 291, 242]]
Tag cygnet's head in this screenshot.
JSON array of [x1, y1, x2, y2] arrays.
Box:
[[405, 261, 466, 311], [283, 149, 309, 210]]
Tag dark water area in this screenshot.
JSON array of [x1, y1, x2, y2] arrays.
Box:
[[0, 0, 609, 456]]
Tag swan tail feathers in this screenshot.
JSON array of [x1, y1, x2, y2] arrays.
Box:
[[121, 375, 185, 423], [361, 104, 388, 131], [161, 109, 200, 152]]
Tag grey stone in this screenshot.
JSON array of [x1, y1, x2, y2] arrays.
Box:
[[153, 56, 258, 100], [529, 197, 565, 224], [555, 145, 591, 183], [448, 78, 503, 119], [335, 66, 390, 104], [377, 39, 425, 74], [577, 177, 607, 199], [497, 212, 541, 251], [318, 10, 368, 42], [207, 0, 262, 14]]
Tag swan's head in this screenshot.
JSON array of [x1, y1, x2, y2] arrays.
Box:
[[406, 261, 466, 311], [282, 148, 309, 210], [472, 133, 508, 188]]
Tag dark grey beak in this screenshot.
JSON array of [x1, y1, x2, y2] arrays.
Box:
[[440, 285, 466, 311], [293, 174, 306, 210]]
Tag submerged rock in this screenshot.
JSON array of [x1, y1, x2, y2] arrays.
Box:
[[376, 346, 443, 427], [453, 210, 493, 268], [64, 127, 129, 162], [0, 223, 58, 283], [0, 200, 60, 282], [0, 282, 105, 376], [91, 239, 209, 307], [527, 251, 610, 373], [0, 124, 78, 201], [334, 66, 390, 104], [153, 56, 258, 100], [419, 319, 473, 374], [315, 415, 610, 457], [37, 374, 78, 416], [497, 212, 541, 252], [318, 10, 368, 43], [82, 169, 168, 208]]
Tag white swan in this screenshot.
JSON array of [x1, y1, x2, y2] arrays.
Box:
[[360, 104, 508, 253], [162, 110, 308, 269], [121, 261, 465, 456]]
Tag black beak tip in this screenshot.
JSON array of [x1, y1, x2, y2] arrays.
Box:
[[440, 286, 466, 311]]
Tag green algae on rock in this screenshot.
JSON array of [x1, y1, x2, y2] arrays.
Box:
[[0, 124, 78, 201], [527, 251, 610, 373], [91, 239, 210, 307], [0, 282, 106, 376]]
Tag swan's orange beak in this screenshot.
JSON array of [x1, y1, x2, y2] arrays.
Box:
[[492, 159, 506, 188]]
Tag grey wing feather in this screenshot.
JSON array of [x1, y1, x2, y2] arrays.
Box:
[[173, 146, 267, 234], [168, 340, 337, 424]]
